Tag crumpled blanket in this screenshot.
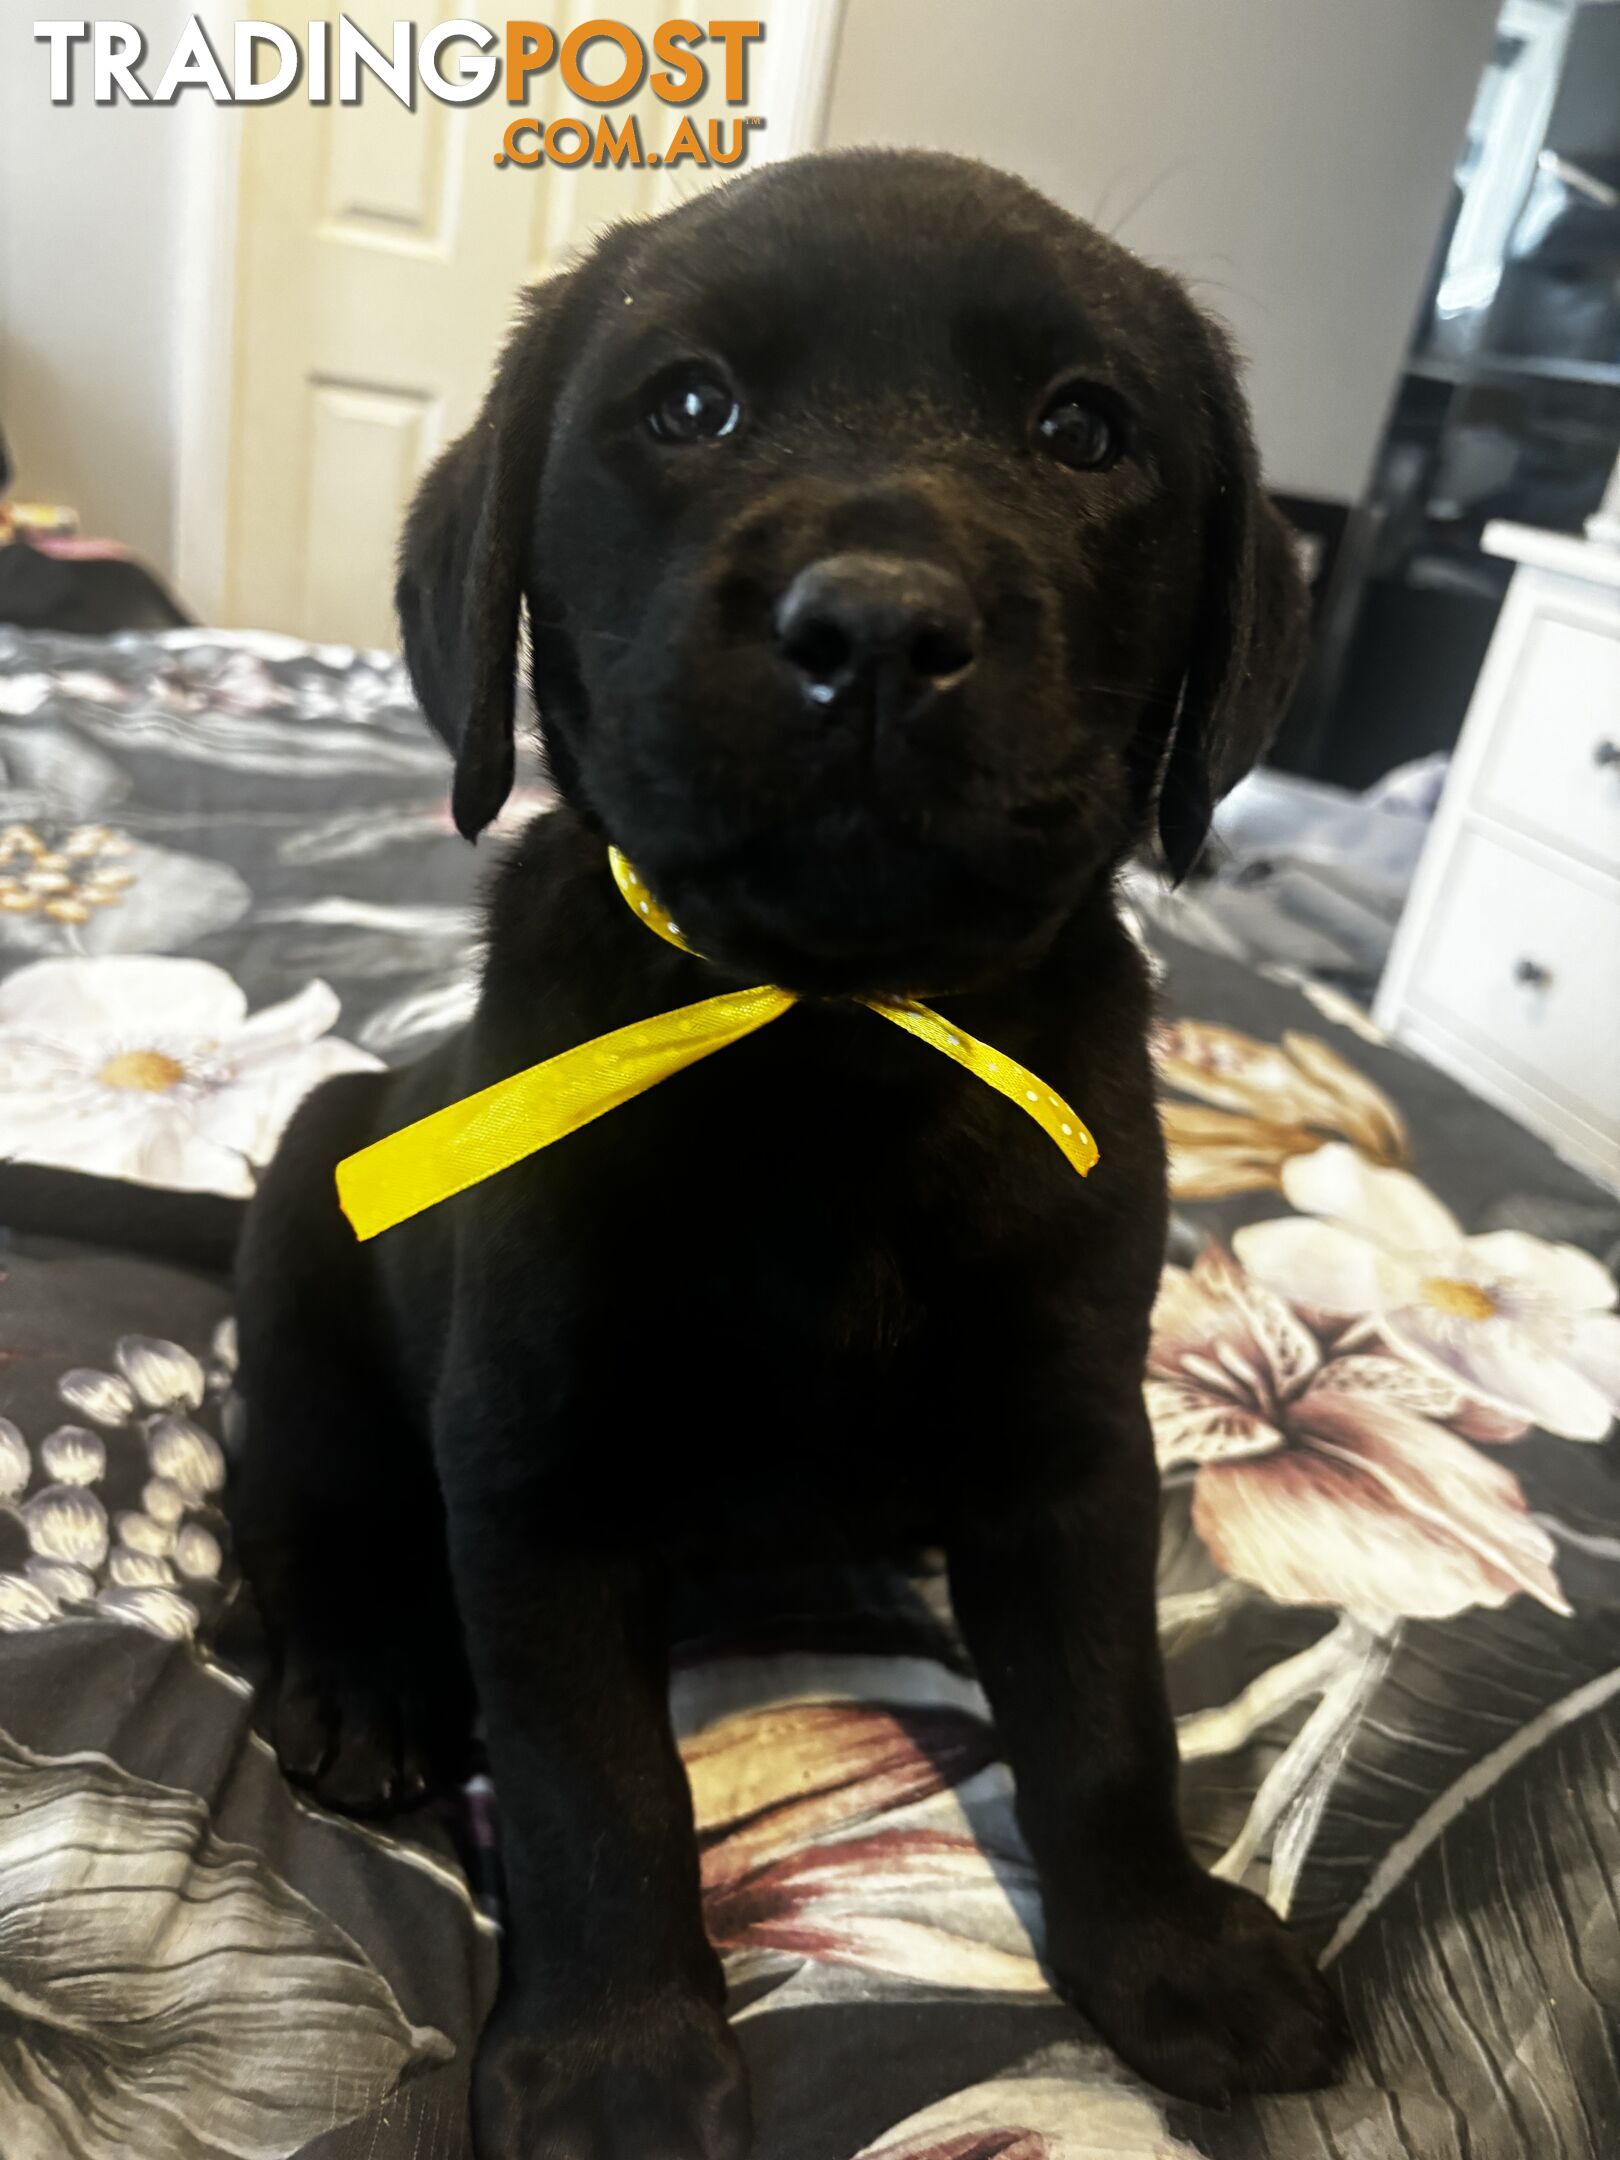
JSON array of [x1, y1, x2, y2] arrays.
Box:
[[2, 624, 1618, 2160]]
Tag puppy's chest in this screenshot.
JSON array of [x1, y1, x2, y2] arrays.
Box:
[[465, 1034, 1134, 1542], [636, 1133, 938, 1355], [472, 987, 1135, 1440], [824, 1236, 917, 1358], [572, 1052, 1087, 1376]]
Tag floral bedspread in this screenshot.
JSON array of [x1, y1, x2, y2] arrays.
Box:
[[2, 623, 1618, 2160]]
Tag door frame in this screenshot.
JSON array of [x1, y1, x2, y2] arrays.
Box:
[[173, 0, 247, 624], [172, 0, 847, 629]]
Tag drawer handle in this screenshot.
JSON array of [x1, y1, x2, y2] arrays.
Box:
[[1597, 739, 1620, 769], [1514, 958, 1553, 989]]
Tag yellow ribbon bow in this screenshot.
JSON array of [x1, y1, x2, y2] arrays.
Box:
[[335, 846, 1098, 1240]]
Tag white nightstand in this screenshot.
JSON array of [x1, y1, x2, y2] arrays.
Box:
[[1375, 520, 1620, 1189]]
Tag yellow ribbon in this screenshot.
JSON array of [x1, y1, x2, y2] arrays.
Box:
[[335, 847, 1097, 1240]]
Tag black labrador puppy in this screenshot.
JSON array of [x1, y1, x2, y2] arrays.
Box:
[[229, 149, 1343, 2156]]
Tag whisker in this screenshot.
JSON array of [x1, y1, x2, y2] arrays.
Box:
[[1072, 679, 1186, 711], [1107, 161, 1188, 243]]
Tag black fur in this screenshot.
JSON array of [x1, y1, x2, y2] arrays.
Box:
[[228, 152, 1336, 2156]]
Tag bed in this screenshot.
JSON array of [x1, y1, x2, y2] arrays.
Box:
[[2, 621, 1617, 2160]]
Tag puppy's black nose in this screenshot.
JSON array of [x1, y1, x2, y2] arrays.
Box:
[[774, 552, 978, 709]]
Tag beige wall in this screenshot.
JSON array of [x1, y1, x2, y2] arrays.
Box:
[[824, 0, 1501, 502], [0, 3, 193, 579]]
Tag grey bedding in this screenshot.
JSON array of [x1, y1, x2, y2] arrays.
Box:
[[2, 624, 1618, 2160]]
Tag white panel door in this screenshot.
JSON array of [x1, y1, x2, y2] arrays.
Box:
[[222, 1, 812, 648]]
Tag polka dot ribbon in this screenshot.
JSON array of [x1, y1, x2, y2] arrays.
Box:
[[335, 848, 1097, 1241]]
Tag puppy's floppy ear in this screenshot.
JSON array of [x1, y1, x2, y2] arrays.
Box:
[[396, 255, 611, 840], [1156, 315, 1308, 882]]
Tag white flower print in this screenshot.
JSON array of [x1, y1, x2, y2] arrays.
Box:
[[1147, 1247, 1566, 1622], [689, 1698, 1044, 2003], [858, 2045, 1204, 2159], [0, 1332, 230, 1639], [38, 1426, 105, 1485], [174, 1523, 223, 1580], [27, 1560, 96, 1604], [146, 1415, 225, 1502], [1235, 1144, 1620, 1442], [142, 1477, 187, 1526], [0, 821, 250, 958], [115, 1512, 177, 1560], [95, 1585, 197, 1637], [115, 1333, 206, 1411], [107, 1549, 177, 1588], [0, 954, 380, 1195], [0, 1419, 29, 1500], [0, 1729, 453, 2159], [1154, 1018, 1408, 1201], [60, 1335, 209, 1442], [208, 1313, 239, 1390], [57, 1369, 140, 1425], [0, 727, 250, 955], [0, 1575, 63, 1629], [22, 1486, 110, 1569]]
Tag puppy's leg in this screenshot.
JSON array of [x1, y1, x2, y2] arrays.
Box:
[[438, 1465, 747, 2160], [948, 1403, 1346, 2107], [231, 1342, 473, 1815], [232, 1074, 473, 1815]]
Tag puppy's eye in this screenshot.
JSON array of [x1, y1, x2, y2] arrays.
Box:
[[645, 367, 741, 445], [1036, 387, 1125, 472]]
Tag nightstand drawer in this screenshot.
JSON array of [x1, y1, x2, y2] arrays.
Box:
[[1405, 828, 1620, 1137], [1476, 607, 1620, 877]]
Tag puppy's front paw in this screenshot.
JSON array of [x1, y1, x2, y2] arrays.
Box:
[[1049, 1872, 1347, 2107], [271, 1652, 470, 1816], [473, 1986, 750, 2160]]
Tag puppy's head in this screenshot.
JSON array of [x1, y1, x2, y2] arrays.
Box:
[[399, 150, 1304, 996]]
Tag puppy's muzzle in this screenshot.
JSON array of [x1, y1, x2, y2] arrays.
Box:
[[774, 551, 979, 717]]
